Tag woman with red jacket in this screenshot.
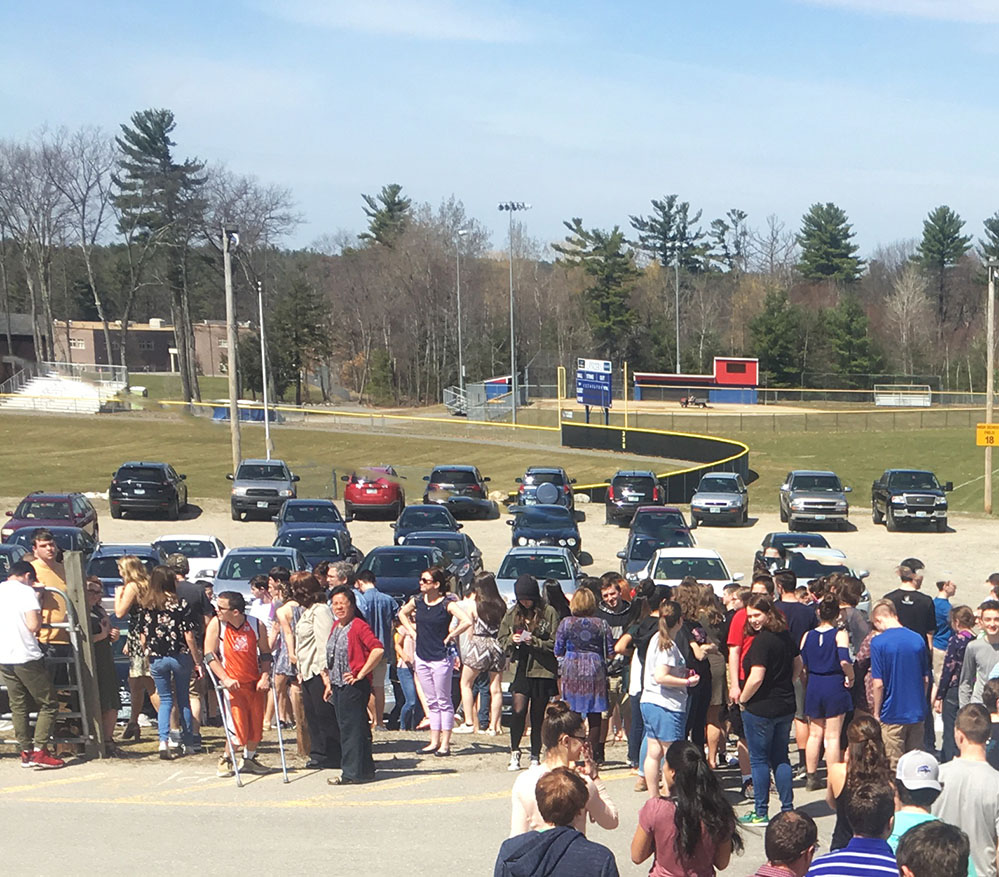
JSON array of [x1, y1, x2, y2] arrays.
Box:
[[323, 585, 384, 784]]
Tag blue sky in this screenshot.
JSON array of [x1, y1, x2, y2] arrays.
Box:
[[4, 0, 999, 255]]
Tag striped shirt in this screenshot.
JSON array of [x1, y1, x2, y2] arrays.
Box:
[[805, 837, 897, 877]]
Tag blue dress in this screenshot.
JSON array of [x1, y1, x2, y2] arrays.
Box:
[[801, 627, 852, 718], [554, 616, 613, 715]]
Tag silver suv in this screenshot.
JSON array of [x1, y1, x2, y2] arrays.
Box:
[[689, 472, 749, 527], [228, 458, 299, 521], [779, 469, 851, 531]]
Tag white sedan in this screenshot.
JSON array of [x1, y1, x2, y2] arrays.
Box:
[[153, 534, 227, 583], [639, 547, 743, 596]]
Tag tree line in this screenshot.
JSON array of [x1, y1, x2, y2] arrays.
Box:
[[3, 108, 999, 405]]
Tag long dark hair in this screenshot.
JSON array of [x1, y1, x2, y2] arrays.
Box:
[[472, 572, 506, 628], [844, 714, 892, 791], [666, 741, 743, 859], [544, 579, 571, 619]]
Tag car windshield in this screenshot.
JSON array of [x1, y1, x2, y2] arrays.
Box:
[[155, 539, 220, 559], [887, 471, 940, 490], [404, 535, 466, 558], [653, 556, 729, 581], [87, 555, 156, 579], [788, 556, 849, 579], [518, 506, 573, 526], [117, 467, 166, 482], [283, 504, 341, 523], [362, 551, 434, 578], [629, 538, 662, 562], [790, 474, 842, 491], [431, 469, 477, 485], [11, 529, 80, 551], [771, 533, 829, 550], [698, 477, 738, 493], [632, 511, 686, 533], [524, 471, 564, 486], [217, 553, 293, 580], [399, 508, 452, 529], [498, 554, 572, 581], [276, 532, 343, 555], [237, 464, 288, 481], [15, 499, 72, 520], [0, 548, 25, 574]]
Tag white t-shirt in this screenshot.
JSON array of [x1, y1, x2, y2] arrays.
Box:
[[248, 599, 275, 633], [0, 578, 43, 663], [641, 635, 687, 712]]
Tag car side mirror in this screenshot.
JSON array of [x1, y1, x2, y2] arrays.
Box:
[[616, 551, 626, 559], [340, 475, 350, 482], [292, 475, 300, 482], [180, 474, 186, 480], [570, 478, 577, 484], [226, 474, 234, 481], [506, 520, 514, 526], [945, 482, 953, 492], [272, 516, 280, 523], [423, 475, 430, 481], [732, 572, 745, 581], [515, 477, 523, 484], [390, 523, 397, 528], [456, 523, 463, 530], [857, 570, 870, 579], [483, 476, 491, 482]]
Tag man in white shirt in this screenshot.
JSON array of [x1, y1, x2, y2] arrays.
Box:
[[0, 561, 64, 769]]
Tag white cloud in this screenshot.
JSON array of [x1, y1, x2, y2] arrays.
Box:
[[796, 0, 999, 24], [256, 0, 534, 43]]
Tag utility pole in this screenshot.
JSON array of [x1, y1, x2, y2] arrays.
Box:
[[456, 228, 471, 395], [258, 280, 273, 460], [223, 227, 241, 472], [498, 202, 531, 425], [987, 260, 997, 513], [674, 254, 681, 375]]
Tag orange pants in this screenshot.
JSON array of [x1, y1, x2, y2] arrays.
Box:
[[227, 687, 266, 747]]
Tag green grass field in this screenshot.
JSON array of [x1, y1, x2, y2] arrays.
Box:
[[0, 409, 994, 515]]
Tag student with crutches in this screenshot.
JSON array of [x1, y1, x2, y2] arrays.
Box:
[[205, 591, 272, 777]]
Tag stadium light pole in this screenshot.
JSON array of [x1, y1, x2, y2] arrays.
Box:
[[674, 254, 681, 375], [222, 226, 241, 473], [987, 259, 997, 514], [498, 202, 531, 425], [456, 228, 471, 396]]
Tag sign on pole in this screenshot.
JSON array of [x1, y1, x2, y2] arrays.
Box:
[[575, 358, 613, 409], [976, 423, 999, 446]]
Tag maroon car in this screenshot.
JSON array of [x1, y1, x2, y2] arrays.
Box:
[[2, 491, 99, 542], [341, 466, 406, 521]]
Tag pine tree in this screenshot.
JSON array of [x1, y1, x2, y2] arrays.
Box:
[[796, 202, 864, 282], [916, 205, 972, 324], [629, 194, 709, 273], [269, 272, 333, 405], [554, 218, 639, 359], [359, 183, 411, 247], [981, 210, 999, 261], [749, 289, 802, 386], [710, 208, 749, 272], [825, 293, 881, 387]]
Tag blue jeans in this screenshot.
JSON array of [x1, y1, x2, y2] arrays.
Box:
[[628, 696, 645, 767], [472, 671, 491, 727], [741, 709, 794, 818], [397, 665, 420, 731], [150, 654, 194, 745]]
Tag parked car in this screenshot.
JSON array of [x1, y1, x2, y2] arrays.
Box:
[[0, 543, 28, 576], [778, 470, 851, 531], [86, 543, 167, 597], [689, 471, 749, 527], [617, 529, 694, 584], [228, 458, 299, 521], [109, 461, 188, 520], [392, 504, 462, 545], [341, 466, 406, 520], [7, 525, 98, 564], [753, 531, 831, 571], [639, 547, 743, 596], [605, 470, 665, 525], [401, 531, 481, 594], [214, 546, 309, 598], [2, 491, 99, 542], [495, 546, 583, 605], [783, 547, 871, 615], [422, 465, 493, 518], [273, 526, 363, 567], [514, 466, 576, 511], [508, 504, 581, 556], [355, 545, 451, 604], [871, 468, 952, 532], [272, 498, 346, 532], [153, 534, 227, 583]]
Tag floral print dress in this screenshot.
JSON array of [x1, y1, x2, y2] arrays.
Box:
[[554, 616, 614, 714]]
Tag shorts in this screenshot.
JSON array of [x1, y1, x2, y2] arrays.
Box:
[[708, 653, 726, 707], [640, 701, 685, 742], [793, 676, 806, 722], [226, 687, 267, 747], [602, 675, 629, 720], [370, 656, 388, 689], [882, 722, 923, 769]]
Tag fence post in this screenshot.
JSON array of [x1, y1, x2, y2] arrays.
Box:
[[64, 550, 103, 758]]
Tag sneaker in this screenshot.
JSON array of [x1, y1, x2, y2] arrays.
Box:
[[507, 750, 522, 772], [31, 749, 65, 770], [452, 724, 476, 734], [634, 776, 648, 792], [485, 729, 498, 737], [726, 755, 740, 767], [238, 755, 269, 775], [805, 773, 824, 792], [738, 812, 769, 825], [741, 780, 754, 800], [20, 750, 34, 769], [217, 755, 234, 778], [529, 757, 541, 768], [793, 763, 808, 781]]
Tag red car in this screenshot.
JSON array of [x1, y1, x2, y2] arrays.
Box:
[[2, 491, 100, 542], [341, 466, 406, 521]]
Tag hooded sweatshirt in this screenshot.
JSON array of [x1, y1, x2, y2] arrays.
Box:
[[493, 826, 619, 877]]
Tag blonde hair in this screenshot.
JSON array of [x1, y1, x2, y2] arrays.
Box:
[[569, 586, 596, 617], [118, 555, 152, 605]]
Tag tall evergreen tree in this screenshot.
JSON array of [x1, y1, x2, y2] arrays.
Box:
[[359, 183, 411, 247], [553, 218, 639, 359], [112, 108, 206, 401], [749, 289, 802, 386], [269, 272, 333, 405], [630, 194, 709, 273], [825, 293, 881, 387], [710, 208, 749, 272], [916, 205, 972, 325], [981, 210, 999, 261], [796, 202, 864, 282]]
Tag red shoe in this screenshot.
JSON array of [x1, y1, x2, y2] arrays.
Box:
[[31, 749, 65, 770], [20, 750, 34, 769]]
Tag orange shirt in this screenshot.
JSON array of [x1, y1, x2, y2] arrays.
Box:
[[222, 618, 261, 684], [31, 560, 69, 646]]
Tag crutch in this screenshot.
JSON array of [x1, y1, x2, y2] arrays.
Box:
[[204, 663, 243, 788], [271, 669, 289, 783]]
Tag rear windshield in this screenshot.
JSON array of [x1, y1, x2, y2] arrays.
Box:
[[283, 504, 341, 523], [362, 551, 434, 578], [276, 532, 343, 555], [15, 499, 72, 520], [788, 556, 849, 579], [87, 555, 157, 579], [612, 476, 654, 494], [236, 464, 288, 481], [431, 469, 477, 485], [403, 535, 466, 558], [498, 554, 571, 581], [217, 553, 294, 580], [524, 471, 564, 486], [653, 556, 728, 581], [155, 539, 220, 559], [116, 467, 166, 482]]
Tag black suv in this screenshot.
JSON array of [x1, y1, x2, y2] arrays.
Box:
[[604, 470, 664, 525], [110, 461, 188, 520], [422, 465, 493, 518]]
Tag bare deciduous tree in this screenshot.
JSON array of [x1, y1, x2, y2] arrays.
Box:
[[884, 263, 934, 376]]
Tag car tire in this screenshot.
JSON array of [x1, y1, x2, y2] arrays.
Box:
[[936, 518, 948, 533], [604, 507, 612, 526], [689, 516, 698, 529], [886, 508, 898, 532], [110, 504, 121, 520], [231, 504, 241, 522], [779, 504, 788, 523], [167, 499, 179, 521], [872, 503, 883, 524], [344, 503, 354, 522], [742, 507, 750, 525], [788, 516, 797, 532]]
